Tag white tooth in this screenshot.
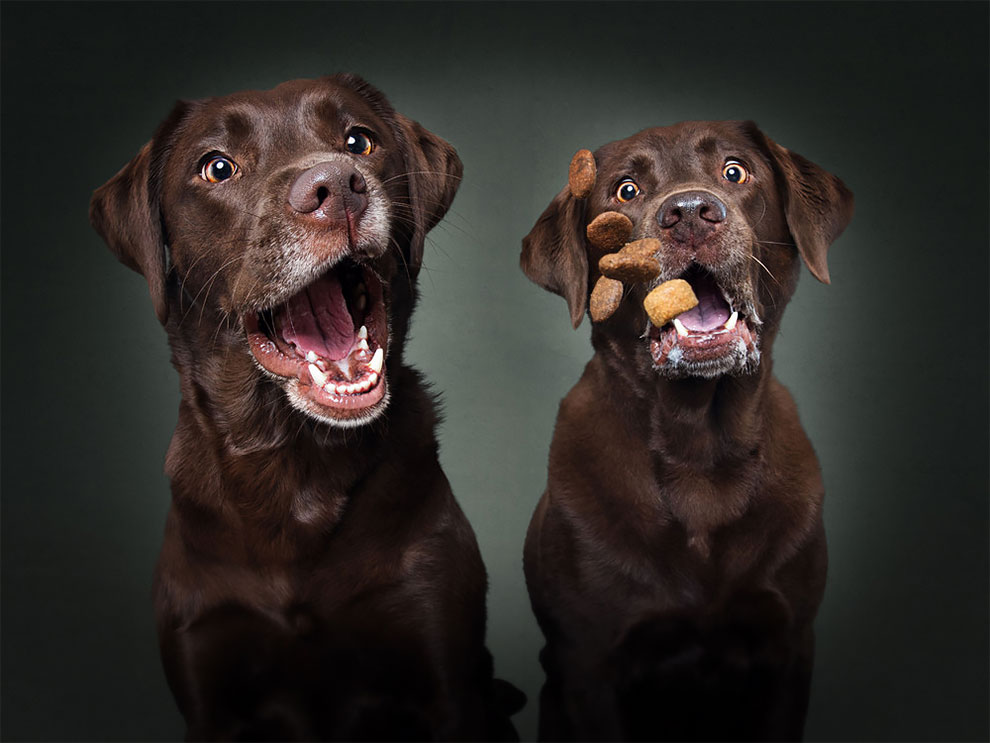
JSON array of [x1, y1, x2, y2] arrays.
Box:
[[369, 348, 384, 374], [358, 338, 370, 352], [368, 371, 379, 387], [324, 381, 337, 394], [672, 318, 689, 337], [724, 311, 738, 331], [305, 351, 318, 363], [309, 364, 327, 386], [358, 325, 368, 339]]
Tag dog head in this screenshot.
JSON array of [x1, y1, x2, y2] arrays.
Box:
[[91, 75, 461, 428], [521, 121, 853, 379]]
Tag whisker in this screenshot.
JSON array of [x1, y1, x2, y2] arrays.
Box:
[[749, 253, 780, 285]]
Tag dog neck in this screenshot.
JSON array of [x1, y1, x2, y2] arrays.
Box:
[[161, 311, 439, 555], [592, 347, 776, 554]]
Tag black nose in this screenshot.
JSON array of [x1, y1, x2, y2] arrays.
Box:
[[288, 161, 368, 222], [657, 190, 727, 229]]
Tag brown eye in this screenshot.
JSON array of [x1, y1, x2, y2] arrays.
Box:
[[616, 179, 641, 202], [722, 160, 749, 184], [201, 155, 237, 183], [346, 130, 374, 156]]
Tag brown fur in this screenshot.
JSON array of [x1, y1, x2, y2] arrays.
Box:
[[520, 121, 853, 741], [90, 74, 521, 741]]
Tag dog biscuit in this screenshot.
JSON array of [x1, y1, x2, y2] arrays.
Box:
[[568, 149, 597, 199], [644, 279, 698, 328], [590, 276, 624, 322], [621, 238, 662, 259], [586, 211, 633, 252], [599, 252, 661, 283]]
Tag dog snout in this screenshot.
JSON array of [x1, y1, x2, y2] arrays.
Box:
[[288, 161, 369, 223], [657, 190, 727, 245]]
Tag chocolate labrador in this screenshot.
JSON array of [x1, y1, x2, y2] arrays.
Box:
[[521, 121, 853, 741], [90, 74, 521, 741]]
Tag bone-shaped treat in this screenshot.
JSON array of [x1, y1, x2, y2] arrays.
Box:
[[599, 251, 661, 284], [621, 238, 662, 259], [644, 279, 699, 328], [568, 149, 597, 199]]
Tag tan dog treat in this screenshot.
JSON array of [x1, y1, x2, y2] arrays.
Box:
[[590, 276, 624, 322], [644, 279, 699, 328], [621, 238, 662, 260], [599, 252, 661, 283], [568, 149, 596, 199], [586, 211, 633, 252]]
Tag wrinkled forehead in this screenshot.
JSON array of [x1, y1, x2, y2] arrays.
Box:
[[595, 122, 765, 181], [176, 78, 396, 158]]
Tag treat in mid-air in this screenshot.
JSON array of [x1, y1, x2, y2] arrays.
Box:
[[644, 279, 699, 328], [586, 211, 633, 252], [590, 276, 624, 323], [620, 238, 662, 260], [599, 252, 661, 284], [568, 149, 597, 199]]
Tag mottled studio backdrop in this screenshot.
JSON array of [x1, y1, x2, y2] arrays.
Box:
[[2, 2, 987, 741]]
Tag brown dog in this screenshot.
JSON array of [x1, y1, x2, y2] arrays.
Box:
[[90, 75, 521, 741], [521, 121, 853, 741]]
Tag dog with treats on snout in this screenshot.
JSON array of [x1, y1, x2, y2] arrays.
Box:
[[521, 121, 853, 741], [90, 74, 522, 741]]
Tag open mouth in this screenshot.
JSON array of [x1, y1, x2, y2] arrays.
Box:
[[244, 258, 389, 419], [649, 265, 758, 374]]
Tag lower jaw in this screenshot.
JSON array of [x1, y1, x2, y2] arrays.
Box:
[[286, 374, 389, 426], [245, 324, 390, 423], [650, 320, 760, 378]]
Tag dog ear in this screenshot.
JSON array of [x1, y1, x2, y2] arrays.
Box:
[[745, 122, 854, 284], [393, 113, 463, 274], [521, 185, 589, 328], [89, 101, 192, 324]]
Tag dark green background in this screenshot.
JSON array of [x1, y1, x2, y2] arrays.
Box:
[[2, 2, 987, 740]]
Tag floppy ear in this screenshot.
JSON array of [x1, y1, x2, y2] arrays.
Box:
[[393, 113, 463, 274], [89, 101, 191, 324], [746, 122, 854, 284], [521, 185, 589, 328]]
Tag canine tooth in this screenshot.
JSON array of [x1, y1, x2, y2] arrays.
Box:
[[367, 372, 379, 387], [724, 311, 738, 331], [358, 325, 368, 339], [369, 348, 384, 374], [305, 351, 318, 363], [358, 338, 370, 352], [672, 318, 689, 337], [309, 364, 328, 386]]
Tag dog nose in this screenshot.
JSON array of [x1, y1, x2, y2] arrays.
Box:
[[288, 161, 368, 222], [657, 190, 727, 230]]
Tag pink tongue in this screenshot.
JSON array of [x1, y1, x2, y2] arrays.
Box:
[[278, 273, 355, 361], [677, 274, 731, 331]]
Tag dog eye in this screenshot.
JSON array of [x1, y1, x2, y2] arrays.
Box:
[[200, 155, 238, 183], [722, 160, 750, 184], [345, 130, 375, 156], [615, 179, 641, 202]]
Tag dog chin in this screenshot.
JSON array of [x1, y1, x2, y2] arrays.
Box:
[[649, 318, 762, 379], [285, 378, 391, 429]]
